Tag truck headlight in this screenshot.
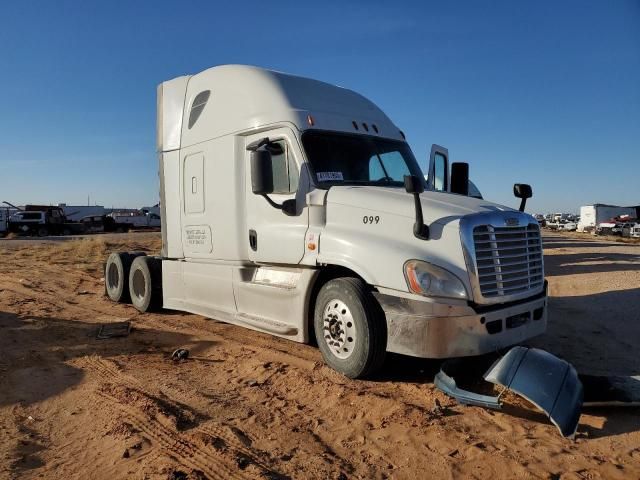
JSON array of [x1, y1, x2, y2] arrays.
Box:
[[404, 260, 468, 300]]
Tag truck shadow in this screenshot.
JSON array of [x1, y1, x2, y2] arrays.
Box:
[[530, 289, 640, 377], [544, 251, 640, 275], [0, 310, 216, 476], [0, 311, 214, 408], [376, 353, 444, 383], [518, 286, 640, 439], [542, 234, 630, 249]]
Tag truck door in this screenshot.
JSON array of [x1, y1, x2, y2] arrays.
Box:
[[245, 128, 309, 264], [427, 144, 449, 192]]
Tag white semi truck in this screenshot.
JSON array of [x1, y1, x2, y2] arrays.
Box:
[[104, 65, 547, 378], [108, 211, 162, 230]]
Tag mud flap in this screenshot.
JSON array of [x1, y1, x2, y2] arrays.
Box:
[[435, 346, 583, 438]]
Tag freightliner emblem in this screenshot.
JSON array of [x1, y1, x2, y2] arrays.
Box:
[[505, 217, 519, 226]]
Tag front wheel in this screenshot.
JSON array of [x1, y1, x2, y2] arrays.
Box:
[[313, 277, 387, 379]]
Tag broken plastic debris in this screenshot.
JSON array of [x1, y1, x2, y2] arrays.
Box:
[[435, 347, 584, 438], [484, 347, 583, 438], [434, 368, 502, 410], [97, 321, 131, 339]]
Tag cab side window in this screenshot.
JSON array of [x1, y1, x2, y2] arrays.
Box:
[[433, 152, 447, 191], [270, 140, 299, 194]]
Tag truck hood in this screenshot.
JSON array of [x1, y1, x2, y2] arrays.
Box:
[[326, 186, 516, 227]]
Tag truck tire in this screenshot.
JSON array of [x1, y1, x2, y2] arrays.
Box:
[[104, 252, 145, 303], [129, 256, 162, 313], [37, 226, 49, 237], [313, 277, 387, 379]]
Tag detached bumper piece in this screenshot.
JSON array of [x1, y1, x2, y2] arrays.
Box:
[[435, 346, 584, 438], [485, 347, 583, 437]]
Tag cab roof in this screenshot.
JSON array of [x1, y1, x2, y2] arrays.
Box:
[[157, 65, 403, 152]]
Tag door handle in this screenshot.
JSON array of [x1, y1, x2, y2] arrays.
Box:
[[249, 230, 258, 251]]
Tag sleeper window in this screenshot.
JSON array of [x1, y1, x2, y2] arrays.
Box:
[[188, 90, 210, 129], [270, 140, 299, 194], [434, 152, 447, 191]]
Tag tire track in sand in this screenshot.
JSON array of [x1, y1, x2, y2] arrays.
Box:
[[79, 356, 287, 480]]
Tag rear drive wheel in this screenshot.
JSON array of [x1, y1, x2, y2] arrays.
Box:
[[129, 256, 162, 313], [104, 252, 146, 303], [37, 226, 49, 237], [313, 277, 387, 379]]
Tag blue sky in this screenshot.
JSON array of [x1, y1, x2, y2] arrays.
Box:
[[0, 0, 638, 213]]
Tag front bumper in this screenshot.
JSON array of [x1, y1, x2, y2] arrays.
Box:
[[375, 285, 547, 358]]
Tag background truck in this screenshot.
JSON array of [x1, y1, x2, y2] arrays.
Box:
[[8, 205, 84, 237], [58, 204, 106, 222], [0, 208, 9, 237], [107, 211, 161, 231], [104, 65, 547, 379]]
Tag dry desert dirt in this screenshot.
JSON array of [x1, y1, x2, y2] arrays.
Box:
[[0, 231, 639, 479]]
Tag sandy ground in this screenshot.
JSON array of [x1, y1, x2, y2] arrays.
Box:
[[0, 231, 639, 480]]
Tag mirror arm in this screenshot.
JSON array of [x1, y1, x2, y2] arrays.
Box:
[[412, 193, 430, 240], [260, 195, 296, 216], [519, 198, 527, 212], [261, 194, 282, 210], [404, 175, 429, 240], [246, 137, 270, 152]]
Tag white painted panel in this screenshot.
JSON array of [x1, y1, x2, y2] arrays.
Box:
[[182, 262, 236, 314], [233, 267, 317, 342], [184, 153, 204, 214], [157, 76, 190, 152], [244, 127, 309, 265], [161, 259, 185, 310], [182, 225, 213, 254], [180, 135, 244, 261], [160, 150, 184, 258], [179, 65, 404, 150]]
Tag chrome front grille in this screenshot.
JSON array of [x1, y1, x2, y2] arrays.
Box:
[[472, 223, 543, 298]]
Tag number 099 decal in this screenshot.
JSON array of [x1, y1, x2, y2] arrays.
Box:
[[362, 215, 380, 224]]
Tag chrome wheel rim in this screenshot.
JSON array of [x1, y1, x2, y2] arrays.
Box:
[[322, 299, 356, 359]]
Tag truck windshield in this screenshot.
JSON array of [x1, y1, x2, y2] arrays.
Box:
[[302, 131, 425, 188]]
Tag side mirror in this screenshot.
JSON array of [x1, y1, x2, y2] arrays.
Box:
[[248, 143, 296, 215], [403, 175, 429, 240], [250, 150, 274, 195], [450, 162, 469, 196], [513, 183, 532, 212], [404, 175, 424, 194]]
